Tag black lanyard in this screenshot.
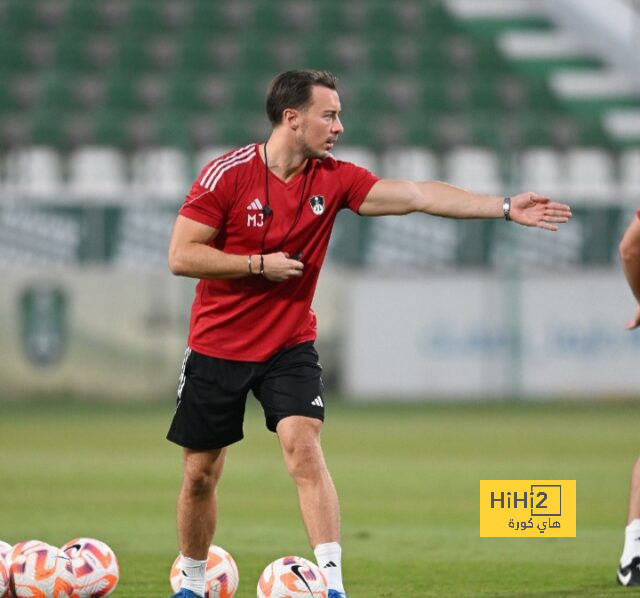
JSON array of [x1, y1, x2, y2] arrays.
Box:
[[260, 142, 310, 256]]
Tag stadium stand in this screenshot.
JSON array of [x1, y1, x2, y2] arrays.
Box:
[[0, 0, 638, 269]]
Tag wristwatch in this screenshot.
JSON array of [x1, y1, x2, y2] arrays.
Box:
[[503, 196, 511, 221]]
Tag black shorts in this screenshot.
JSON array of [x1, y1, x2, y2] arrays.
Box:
[[166, 342, 325, 450]]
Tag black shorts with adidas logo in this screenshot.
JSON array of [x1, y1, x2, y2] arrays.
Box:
[[167, 341, 325, 450]]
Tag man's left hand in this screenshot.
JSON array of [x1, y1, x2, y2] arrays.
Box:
[[510, 192, 572, 231]]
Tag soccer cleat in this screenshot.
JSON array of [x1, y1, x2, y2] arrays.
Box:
[[328, 591, 348, 598], [169, 589, 204, 598], [617, 557, 640, 586]]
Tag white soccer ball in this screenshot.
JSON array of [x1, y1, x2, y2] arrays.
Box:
[[9, 543, 74, 597], [257, 556, 327, 598], [61, 537, 120, 597], [170, 544, 239, 598], [0, 554, 9, 598]]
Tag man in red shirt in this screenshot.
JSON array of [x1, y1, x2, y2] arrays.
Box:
[[616, 211, 640, 587], [167, 70, 571, 598]]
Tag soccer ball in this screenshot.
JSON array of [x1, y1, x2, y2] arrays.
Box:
[[9, 543, 74, 597], [4, 541, 49, 570], [257, 556, 327, 598], [0, 554, 9, 598], [61, 538, 120, 597], [170, 544, 239, 598]]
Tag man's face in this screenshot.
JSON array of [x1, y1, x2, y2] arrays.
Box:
[[297, 85, 344, 159]]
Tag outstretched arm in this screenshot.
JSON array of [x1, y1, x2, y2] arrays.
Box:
[[619, 214, 640, 330], [359, 179, 571, 231]]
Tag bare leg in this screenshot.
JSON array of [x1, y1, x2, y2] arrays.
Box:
[[627, 457, 640, 523], [276, 416, 340, 546], [177, 448, 226, 559]]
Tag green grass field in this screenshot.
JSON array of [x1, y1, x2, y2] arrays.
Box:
[[0, 398, 637, 597]]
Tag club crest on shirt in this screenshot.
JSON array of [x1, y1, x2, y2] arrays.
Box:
[[309, 195, 325, 216]]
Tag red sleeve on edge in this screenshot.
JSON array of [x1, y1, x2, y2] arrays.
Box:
[[336, 160, 380, 213], [178, 175, 229, 230]]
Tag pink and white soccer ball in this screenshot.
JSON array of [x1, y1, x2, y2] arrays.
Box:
[[9, 542, 74, 597], [61, 538, 119, 598], [0, 541, 10, 598], [4, 541, 49, 570], [0, 554, 9, 598], [257, 556, 327, 598], [170, 544, 239, 598]]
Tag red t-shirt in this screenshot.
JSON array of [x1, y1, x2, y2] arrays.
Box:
[[179, 143, 379, 361]]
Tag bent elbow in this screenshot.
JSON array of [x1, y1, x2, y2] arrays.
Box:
[[167, 247, 186, 276]]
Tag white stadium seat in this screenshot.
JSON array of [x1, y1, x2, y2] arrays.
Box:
[[194, 146, 234, 174], [67, 146, 128, 201], [443, 146, 501, 194], [4, 146, 64, 200], [331, 146, 379, 175], [380, 147, 439, 181], [564, 146, 616, 203], [130, 146, 190, 202], [620, 148, 640, 202], [520, 147, 565, 198]]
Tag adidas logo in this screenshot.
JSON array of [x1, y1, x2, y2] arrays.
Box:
[[311, 396, 324, 407], [247, 198, 263, 211], [323, 561, 337, 568]]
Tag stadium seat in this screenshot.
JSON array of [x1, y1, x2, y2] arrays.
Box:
[[331, 146, 379, 174], [4, 145, 64, 199], [194, 146, 234, 173], [443, 146, 501, 194], [620, 148, 640, 202], [380, 147, 439, 180], [67, 146, 128, 201], [564, 146, 616, 203], [130, 146, 190, 202], [520, 147, 565, 197]]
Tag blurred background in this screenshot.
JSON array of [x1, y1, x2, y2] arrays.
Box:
[[1, 0, 640, 403]]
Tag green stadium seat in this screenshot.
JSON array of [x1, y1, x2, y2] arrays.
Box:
[[0, 74, 38, 113]]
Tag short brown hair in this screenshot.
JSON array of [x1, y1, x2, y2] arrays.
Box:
[[266, 70, 338, 125]]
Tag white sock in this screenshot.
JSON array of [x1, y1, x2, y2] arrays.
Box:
[[179, 554, 207, 597], [314, 542, 344, 593], [621, 519, 640, 567]]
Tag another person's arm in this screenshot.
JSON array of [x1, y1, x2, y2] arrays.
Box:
[[619, 214, 640, 330], [359, 179, 571, 231]]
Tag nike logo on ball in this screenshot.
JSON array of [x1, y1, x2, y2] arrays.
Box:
[[619, 570, 632, 585], [291, 564, 314, 595]]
